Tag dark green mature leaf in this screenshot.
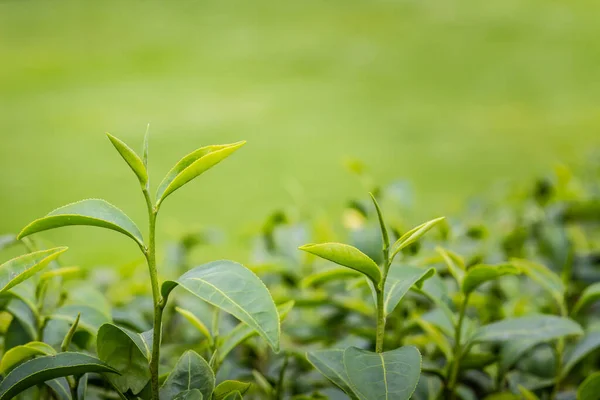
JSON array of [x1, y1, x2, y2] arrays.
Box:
[[0, 341, 56, 375], [299, 243, 381, 285], [562, 331, 600, 377], [461, 264, 520, 295], [471, 315, 583, 344], [0, 352, 119, 400], [159, 350, 215, 400], [97, 323, 151, 394], [46, 377, 71, 400], [390, 217, 445, 259], [0, 247, 68, 294], [18, 199, 144, 248], [578, 371, 600, 400], [572, 282, 600, 315], [6, 299, 38, 345], [306, 349, 358, 399], [511, 259, 565, 311], [174, 390, 203, 400], [212, 380, 251, 400], [219, 301, 293, 362], [156, 141, 246, 206], [344, 346, 421, 400], [166, 260, 280, 352], [106, 133, 148, 187], [77, 374, 88, 400], [384, 266, 435, 315], [499, 339, 539, 373]]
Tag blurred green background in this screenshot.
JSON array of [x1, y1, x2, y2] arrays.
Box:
[[1, 0, 599, 267]]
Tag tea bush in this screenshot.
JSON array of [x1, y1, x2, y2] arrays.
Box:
[[0, 132, 599, 400]]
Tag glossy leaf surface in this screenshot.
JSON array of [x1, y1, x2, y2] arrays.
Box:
[[212, 380, 252, 400], [18, 199, 144, 248], [306, 349, 357, 399], [390, 217, 445, 259], [0, 247, 68, 294], [0, 341, 56, 375], [344, 346, 421, 400], [384, 266, 435, 315], [299, 243, 381, 284], [97, 323, 151, 394], [156, 141, 246, 206], [0, 352, 118, 400], [167, 260, 280, 352], [461, 264, 520, 294], [159, 350, 215, 400], [106, 133, 148, 186]]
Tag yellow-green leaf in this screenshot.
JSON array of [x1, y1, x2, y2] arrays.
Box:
[[0, 341, 56, 375], [462, 264, 520, 295], [511, 258, 565, 312], [18, 199, 144, 248], [156, 141, 246, 206], [106, 132, 148, 187], [578, 371, 600, 400], [175, 307, 213, 346], [0, 247, 68, 294], [299, 243, 381, 285], [572, 282, 600, 315], [212, 381, 251, 400], [390, 217, 445, 259], [300, 267, 360, 288]]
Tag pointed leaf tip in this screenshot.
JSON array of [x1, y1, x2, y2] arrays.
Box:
[[0, 247, 68, 294], [106, 132, 148, 187]]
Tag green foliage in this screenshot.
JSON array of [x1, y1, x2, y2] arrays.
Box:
[[159, 350, 215, 400]]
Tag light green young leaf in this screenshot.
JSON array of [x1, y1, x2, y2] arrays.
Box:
[[562, 331, 600, 377], [18, 199, 144, 248], [160, 351, 215, 400], [51, 304, 111, 335], [175, 307, 214, 346], [219, 301, 293, 362], [0, 341, 56, 375], [436, 247, 465, 285], [40, 266, 81, 281], [156, 141, 246, 206], [390, 217, 445, 259], [344, 346, 421, 400], [384, 266, 435, 315], [165, 260, 280, 352], [369, 193, 390, 252], [306, 349, 358, 399], [143, 123, 150, 169], [415, 319, 453, 361], [471, 315, 583, 344], [106, 132, 148, 187], [0, 352, 119, 400], [300, 267, 360, 288], [97, 323, 151, 394], [572, 282, 600, 315], [518, 385, 540, 400], [174, 390, 203, 400], [60, 312, 80, 352], [511, 259, 565, 312], [461, 264, 520, 295], [223, 391, 242, 400], [251, 370, 273, 397], [212, 380, 252, 400], [299, 243, 381, 285], [0, 247, 68, 294], [578, 371, 600, 400]]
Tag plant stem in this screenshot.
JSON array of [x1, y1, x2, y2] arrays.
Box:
[[375, 287, 386, 353], [552, 338, 565, 399], [276, 353, 289, 400], [144, 190, 163, 400], [447, 294, 469, 400]]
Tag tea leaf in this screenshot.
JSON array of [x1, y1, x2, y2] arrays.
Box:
[[159, 350, 215, 400], [499, 339, 539, 373], [0, 341, 56, 375], [51, 304, 111, 335], [369, 193, 390, 252], [572, 282, 600, 315], [45, 377, 71, 400], [166, 260, 280, 352], [106, 133, 148, 187], [77, 374, 88, 400], [175, 307, 213, 346], [0, 352, 119, 400], [472, 315, 583, 344], [156, 141, 246, 206], [0, 247, 67, 294], [173, 390, 203, 400], [40, 266, 81, 281], [562, 331, 600, 377], [60, 312, 80, 352], [212, 380, 252, 400], [384, 266, 435, 315], [517, 385, 539, 400], [436, 247, 465, 285], [219, 301, 293, 362], [299, 243, 381, 285], [344, 345, 421, 400], [390, 217, 445, 260], [222, 392, 242, 400], [462, 264, 520, 295], [305, 349, 358, 400], [578, 371, 600, 400], [300, 267, 360, 288], [18, 199, 144, 248], [511, 259, 565, 312], [97, 323, 151, 394]]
